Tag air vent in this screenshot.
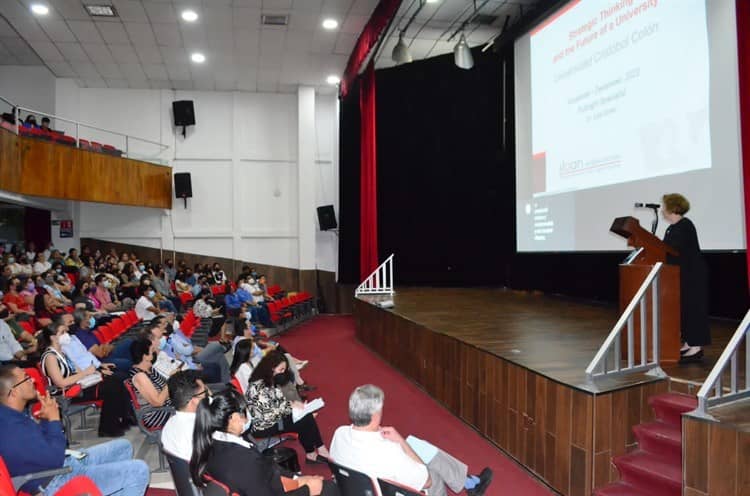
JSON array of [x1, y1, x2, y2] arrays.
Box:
[[262, 14, 289, 26], [84, 4, 118, 17], [473, 14, 498, 25]]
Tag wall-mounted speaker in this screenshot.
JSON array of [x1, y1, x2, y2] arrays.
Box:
[[174, 173, 192, 198], [172, 100, 195, 127], [317, 205, 337, 230]]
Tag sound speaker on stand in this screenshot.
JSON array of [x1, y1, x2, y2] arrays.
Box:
[[174, 172, 192, 208], [172, 100, 195, 137], [317, 205, 337, 231]]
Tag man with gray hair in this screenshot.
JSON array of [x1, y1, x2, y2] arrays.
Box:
[[330, 385, 492, 496]]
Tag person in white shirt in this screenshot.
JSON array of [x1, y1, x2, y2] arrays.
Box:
[[0, 317, 27, 363], [135, 284, 162, 321], [229, 339, 262, 394], [161, 370, 207, 461], [330, 385, 493, 496], [32, 252, 51, 275]]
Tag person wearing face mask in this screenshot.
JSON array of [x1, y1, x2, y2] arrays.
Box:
[[142, 274, 178, 314], [164, 259, 177, 283], [6, 255, 22, 276], [247, 351, 329, 464], [39, 323, 132, 437], [135, 283, 163, 321], [190, 388, 335, 496], [3, 278, 34, 316], [70, 308, 129, 370], [93, 274, 121, 312], [128, 337, 173, 429]]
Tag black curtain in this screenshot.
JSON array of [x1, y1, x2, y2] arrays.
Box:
[[338, 47, 748, 318]]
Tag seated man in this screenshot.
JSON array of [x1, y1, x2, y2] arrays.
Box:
[[53, 313, 116, 376], [161, 370, 206, 461], [0, 311, 29, 365], [70, 308, 130, 371], [330, 385, 493, 496], [0, 364, 150, 495]]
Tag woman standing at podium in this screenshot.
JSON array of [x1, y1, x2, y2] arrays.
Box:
[[662, 193, 710, 363]]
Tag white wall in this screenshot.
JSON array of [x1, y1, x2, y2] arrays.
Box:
[[0, 65, 56, 117], [54, 81, 339, 273]]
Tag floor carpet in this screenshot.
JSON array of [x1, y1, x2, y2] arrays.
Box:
[[273, 315, 553, 496]]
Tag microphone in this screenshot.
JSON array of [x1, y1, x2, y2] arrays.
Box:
[[634, 202, 660, 209]]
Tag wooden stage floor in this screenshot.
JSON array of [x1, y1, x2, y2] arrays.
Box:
[[357, 287, 738, 392]]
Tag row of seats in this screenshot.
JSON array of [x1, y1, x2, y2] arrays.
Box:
[[0, 456, 101, 496], [0, 120, 123, 156], [267, 292, 314, 328], [92, 310, 141, 344]]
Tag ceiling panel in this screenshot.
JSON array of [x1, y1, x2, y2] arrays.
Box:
[[0, 0, 542, 93]]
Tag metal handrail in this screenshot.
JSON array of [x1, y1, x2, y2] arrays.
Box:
[[694, 309, 750, 417], [1, 94, 169, 159], [356, 254, 395, 295], [586, 262, 666, 381]]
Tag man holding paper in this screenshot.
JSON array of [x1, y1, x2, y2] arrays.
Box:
[[330, 385, 493, 496]]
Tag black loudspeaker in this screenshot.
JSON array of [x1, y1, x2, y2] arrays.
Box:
[[317, 205, 337, 230], [172, 100, 195, 127], [174, 173, 192, 198]]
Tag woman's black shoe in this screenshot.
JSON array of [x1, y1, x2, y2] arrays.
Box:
[[679, 349, 704, 364]]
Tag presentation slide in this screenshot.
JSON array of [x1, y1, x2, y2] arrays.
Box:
[[515, 0, 746, 252]]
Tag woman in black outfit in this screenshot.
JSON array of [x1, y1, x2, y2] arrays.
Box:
[[662, 193, 710, 363], [189, 389, 338, 496]]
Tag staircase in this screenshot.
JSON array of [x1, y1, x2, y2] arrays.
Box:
[[594, 392, 697, 496]]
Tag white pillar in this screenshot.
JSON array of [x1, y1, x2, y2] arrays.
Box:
[[297, 87, 317, 272]]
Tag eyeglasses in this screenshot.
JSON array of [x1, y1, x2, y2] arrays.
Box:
[[192, 388, 210, 399], [8, 375, 31, 396]]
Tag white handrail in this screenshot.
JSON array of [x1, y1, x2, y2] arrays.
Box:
[[693, 309, 750, 417], [1, 94, 169, 158], [355, 254, 395, 296], [586, 262, 666, 381]]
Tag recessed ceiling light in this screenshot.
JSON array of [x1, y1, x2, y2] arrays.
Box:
[[326, 75, 340, 85], [181, 10, 198, 22], [426, 0, 440, 3], [322, 18, 338, 30], [85, 4, 117, 17], [191, 52, 205, 63], [30, 4, 49, 15]]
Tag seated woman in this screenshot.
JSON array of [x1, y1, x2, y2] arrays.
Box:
[[246, 351, 329, 464], [93, 274, 120, 312], [189, 389, 334, 496], [128, 337, 173, 429], [230, 339, 262, 394], [39, 323, 132, 436], [34, 291, 61, 328]]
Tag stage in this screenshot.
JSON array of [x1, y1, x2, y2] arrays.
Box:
[[353, 287, 737, 496]]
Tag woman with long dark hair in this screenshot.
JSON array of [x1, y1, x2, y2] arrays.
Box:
[[229, 339, 261, 394], [189, 389, 333, 496], [127, 338, 172, 429], [246, 351, 328, 464]]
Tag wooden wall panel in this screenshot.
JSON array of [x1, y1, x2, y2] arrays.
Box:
[[0, 129, 172, 208]]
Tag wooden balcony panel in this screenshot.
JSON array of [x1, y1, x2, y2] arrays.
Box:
[[0, 128, 171, 208]]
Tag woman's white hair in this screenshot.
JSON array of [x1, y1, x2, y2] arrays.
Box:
[[348, 384, 384, 426]]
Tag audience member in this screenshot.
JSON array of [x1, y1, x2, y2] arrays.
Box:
[[246, 351, 329, 464], [0, 310, 28, 364], [128, 337, 173, 429], [230, 339, 262, 394], [93, 274, 120, 312], [135, 283, 162, 321], [40, 116, 51, 131], [190, 388, 336, 496], [161, 370, 206, 461], [330, 385, 493, 496], [32, 252, 51, 275], [65, 248, 83, 267], [0, 364, 149, 495]]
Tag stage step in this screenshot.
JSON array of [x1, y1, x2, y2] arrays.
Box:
[[594, 393, 694, 496], [649, 392, 697, 427], [633, 421, 682, 461], [593, 482, 654, 496], [613, 450, 682, 495]]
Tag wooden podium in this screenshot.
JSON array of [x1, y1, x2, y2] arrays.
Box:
[[610, 216, 681, 364]]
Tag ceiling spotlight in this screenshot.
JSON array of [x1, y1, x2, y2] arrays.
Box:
[[191, 52, 205, 63], [326, 75, 340, 85], [181, 10, 199, 22], [30, 4, 49, 15], [454, 33, 474, 70], [322, 18, 339, 30], [426, 0, 440, 3], [391, 32, 412, 64]]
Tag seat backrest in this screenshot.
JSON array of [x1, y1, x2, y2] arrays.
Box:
[[0, 456, 16, 496], [202, 474, 238, 496], [377, 478, 423, 496], [163, 448, 201, 496], [123, 378, 142, 410], [327, 460, 379, 496], [230, 376, 242, 395]]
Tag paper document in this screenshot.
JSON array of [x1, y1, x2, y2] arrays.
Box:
[[292, 398, 325, 423], [76, 372, 103, 389], [405, 436, 438, 464], [153, 351, 185, 379]]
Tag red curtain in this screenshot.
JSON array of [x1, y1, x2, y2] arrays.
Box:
[[360, 62, 379, 280], [738, 0, 750, 290], [341, 0, 403, 98]]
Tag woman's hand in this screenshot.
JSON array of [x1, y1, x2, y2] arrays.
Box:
[[290, 401, 305, 410], [82, 365, 97, 376], [296, 476, 324, 496]]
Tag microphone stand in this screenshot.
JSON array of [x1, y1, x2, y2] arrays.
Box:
[[649, 206, 658, 235]]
